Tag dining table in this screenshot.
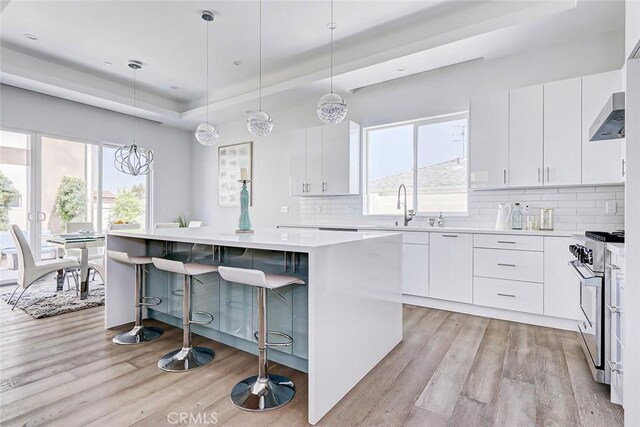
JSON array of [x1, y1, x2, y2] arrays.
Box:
[[47, 232, 105, 299]]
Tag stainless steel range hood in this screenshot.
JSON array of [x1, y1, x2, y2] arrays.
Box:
[[589, 92, 625, 141]]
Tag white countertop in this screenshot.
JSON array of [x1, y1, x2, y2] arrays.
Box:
[[278, 224, 575, 237], [108, 227, 400, 252]]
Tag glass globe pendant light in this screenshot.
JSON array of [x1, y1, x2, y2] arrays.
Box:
[[114, 61, 154, 176], [195, 10, 220, 146], [317, 0, 347, 124], [247, 0, 273, 137]]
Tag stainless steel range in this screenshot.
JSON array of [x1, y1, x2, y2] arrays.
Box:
[[568, 230, 624, 384]]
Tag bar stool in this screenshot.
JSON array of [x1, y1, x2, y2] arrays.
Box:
[[107, 250, 164, 344], [151, 257, 218, 372], [217, 266, 305, 411]]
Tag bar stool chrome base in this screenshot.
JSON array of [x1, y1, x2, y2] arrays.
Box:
[[158, 346, 215, 372], [231, 374, 295, 411], [113, 325, 163, 345]]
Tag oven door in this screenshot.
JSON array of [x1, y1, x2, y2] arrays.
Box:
[[569, 260, 604, 367]]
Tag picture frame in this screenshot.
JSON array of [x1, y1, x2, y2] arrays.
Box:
[[218, 141, 253, 207]]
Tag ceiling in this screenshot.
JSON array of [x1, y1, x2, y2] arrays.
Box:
[[0, 0, 625, 130]]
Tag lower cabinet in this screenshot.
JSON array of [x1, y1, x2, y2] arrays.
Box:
[[429, 232, 473, 304], [473, 277, 543, 315], [609, 250, 625, 406], [402, 243, 429, 297]]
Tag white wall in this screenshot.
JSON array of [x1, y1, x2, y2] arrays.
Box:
[[0, 85, 193, 224], [191, 32, 624, 231]]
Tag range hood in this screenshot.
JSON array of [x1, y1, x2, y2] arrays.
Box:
[[589, 92, 625, 142]]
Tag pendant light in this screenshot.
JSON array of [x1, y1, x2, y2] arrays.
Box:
[[247, 0, 273, 137], [317, 0, 347, 125], [195, 10, 220, 146], [114, 61, 154, 176]]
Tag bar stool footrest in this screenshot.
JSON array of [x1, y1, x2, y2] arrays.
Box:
[[140, 296, 162, 307], [190, 311, 215, 326], [253, 330, 294, 347]]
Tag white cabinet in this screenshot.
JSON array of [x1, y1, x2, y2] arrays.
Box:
[[543, 237, 582, 320], [429, 232, 473, 303], [469, 91, 509, 189], [609, 250, 624, 406], [544, 77, 582, 186], [509, 85, 544, 187], [403, 242, 429, 297], [582, 70, 624, 184], [290, 121, 360, 196], [474, 277, 543, 315]]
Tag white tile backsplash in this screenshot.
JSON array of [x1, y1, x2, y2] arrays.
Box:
[[298, 185, 625, 232]]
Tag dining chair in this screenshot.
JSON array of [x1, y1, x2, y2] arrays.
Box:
[[7, 224, 80, 310], [155, 223, 180, 229]]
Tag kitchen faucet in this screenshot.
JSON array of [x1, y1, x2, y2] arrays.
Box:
[[396, 184, 416, 226]]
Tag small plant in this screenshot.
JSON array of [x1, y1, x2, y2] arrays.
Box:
[[177, 215, 189, 228]]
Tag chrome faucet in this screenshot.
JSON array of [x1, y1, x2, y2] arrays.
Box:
[[396, 184, 415, 226]]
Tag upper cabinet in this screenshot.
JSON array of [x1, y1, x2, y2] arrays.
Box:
[[582, 70, 624, 185], [469, 91, 510, 189], [544, 77, 582, 186], [469, 69, 624, 189], [509, 85, 544, 187], [290, 121, 360, 196]]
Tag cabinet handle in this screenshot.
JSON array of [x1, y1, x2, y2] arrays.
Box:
[[607, 359, 623, 374], [497, 241, 516, 244], [322, 182, 327, 192], [546, 167, 550, 182], [607, 264, 620, 270], [538, 167, 541, 183], [302, 183, 306, 193], [497, 263, 516, 267], [503, 170, 507, 184], [442, 235, 458, 238], [622, 159, 626, 178], [497, 293, 516, 298], [607, 304, 622, 314]]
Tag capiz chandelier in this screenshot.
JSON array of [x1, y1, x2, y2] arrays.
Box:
[[317, 0, 347, 124]]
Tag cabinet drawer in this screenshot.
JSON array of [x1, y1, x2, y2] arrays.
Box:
[[474, 248, 543, 283], [473, 277, 543, 314], [403, 232, 429, 245], [474, 234, 543, 251]]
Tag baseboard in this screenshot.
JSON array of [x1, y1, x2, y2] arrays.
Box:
[[403, 294, 579, 331]]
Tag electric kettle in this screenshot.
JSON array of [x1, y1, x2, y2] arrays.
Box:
[[495, 203, 512, 230]]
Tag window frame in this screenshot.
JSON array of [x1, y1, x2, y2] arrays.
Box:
[[363, 112, 469, 217]]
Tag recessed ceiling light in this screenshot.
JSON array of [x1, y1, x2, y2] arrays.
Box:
[[233, 60, 243, 66], [171, 85, 179, 90], [24, 33, 38, 40], [104, 61, 113, 66], [397, 65, 407, 72], [326, 22, 337, 30]]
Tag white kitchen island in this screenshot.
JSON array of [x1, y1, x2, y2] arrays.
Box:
[[105, 227, 402, 425]]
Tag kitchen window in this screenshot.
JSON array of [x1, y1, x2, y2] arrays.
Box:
[[364, 113, 468, 216]]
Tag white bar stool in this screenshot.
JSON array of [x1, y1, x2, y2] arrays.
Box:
[[107, 250, 164, 344], [217, 266, 305, 411], [152, 257, 218, 372]]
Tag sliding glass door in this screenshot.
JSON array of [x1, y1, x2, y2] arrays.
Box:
[[1, 130, 149, 271]]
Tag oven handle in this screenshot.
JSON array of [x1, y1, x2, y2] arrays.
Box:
[[568, 260, 602, 288]]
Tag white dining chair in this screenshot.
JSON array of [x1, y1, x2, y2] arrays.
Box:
[[7, 224, 80, 310], [155, 223, 180, 229]]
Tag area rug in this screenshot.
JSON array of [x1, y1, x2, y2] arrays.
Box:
[[1, 282, 104, 319]]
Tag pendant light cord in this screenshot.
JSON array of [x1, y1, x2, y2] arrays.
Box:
[[206, 17, 210, 124], [259, 0, 263, 112], [330, 0, 334, 94], [133, 68, 136, 144]]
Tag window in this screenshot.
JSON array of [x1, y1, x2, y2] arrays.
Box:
[[364, 113, 468, 215]]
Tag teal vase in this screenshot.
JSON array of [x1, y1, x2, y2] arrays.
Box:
[[238, 182, 252, 232]]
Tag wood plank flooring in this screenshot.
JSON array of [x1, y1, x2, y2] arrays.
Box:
[[0, 302, 623, 426]]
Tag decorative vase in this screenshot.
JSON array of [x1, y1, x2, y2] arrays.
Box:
[[236, 180, 253, 234]]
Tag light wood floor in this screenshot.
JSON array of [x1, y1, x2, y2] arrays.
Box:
[[0, 302, 623, 426]]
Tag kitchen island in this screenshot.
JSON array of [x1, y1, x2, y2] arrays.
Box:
[[105, 227, 402, 425]]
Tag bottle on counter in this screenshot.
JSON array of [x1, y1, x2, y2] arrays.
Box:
[[512, 203, 523, 230]]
